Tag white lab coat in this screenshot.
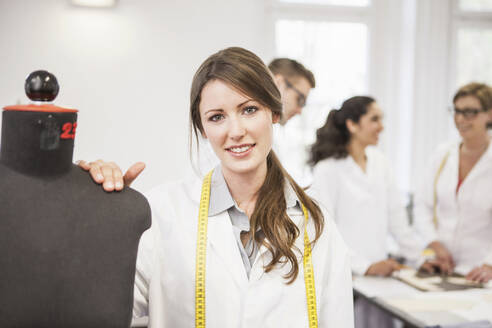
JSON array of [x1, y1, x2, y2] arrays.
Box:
[[273, 123, 313, 188], [133, 174, 354, 328], [311, 147, 424, 275], [414, 141, 492, 273]]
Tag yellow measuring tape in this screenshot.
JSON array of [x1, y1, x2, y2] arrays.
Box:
[[195, 170, 212, 328], [195, 170, 318, 327], [302, 204, 318, 328]]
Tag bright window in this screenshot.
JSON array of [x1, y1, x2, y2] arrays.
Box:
[[276, 20, 368, 109], [274, 18, 368, 184], [456, 27, 492, 87], [459, 0, 492, 11], [446, 1, 492, 141], [277, 0, 370, 6]]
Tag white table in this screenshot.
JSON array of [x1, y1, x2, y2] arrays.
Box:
[[353, 276, 492, 327]]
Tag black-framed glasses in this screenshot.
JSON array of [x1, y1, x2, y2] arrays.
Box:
[[448, 106, 485, 119], [284, 79, 307, 108]]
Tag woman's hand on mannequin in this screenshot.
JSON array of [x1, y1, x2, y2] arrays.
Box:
[[365, 259, 402, 277], [466, 264, 492, 283], [427, 240, 455, 273], [77, 160, 145, 192]]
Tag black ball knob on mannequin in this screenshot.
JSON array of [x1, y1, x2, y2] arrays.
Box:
[[25, 70, 59, 102]]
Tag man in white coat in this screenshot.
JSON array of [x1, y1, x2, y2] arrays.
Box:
[[269, 58, 316, 187]]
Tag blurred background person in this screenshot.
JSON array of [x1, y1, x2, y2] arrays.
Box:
[[268, 58, 315, 125], [414, 82, 492, 283], [269, 58, 316, 187], [309, 96, 427, 328], [310, 96, 425, 276]]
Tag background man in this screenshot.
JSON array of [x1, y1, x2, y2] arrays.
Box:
[[269, 58, 316, 187]]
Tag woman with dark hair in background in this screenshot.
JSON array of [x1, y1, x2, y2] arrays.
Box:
[[80, 47, 354, 327], [414, 82, 492, 283], [309, 96, 427, 328]]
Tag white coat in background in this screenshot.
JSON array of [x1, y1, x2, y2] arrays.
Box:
[[311, 147, 425, 276], [132, 174, 354, 328], [414, 141, 492, 274], [273, 123, 313, 188]]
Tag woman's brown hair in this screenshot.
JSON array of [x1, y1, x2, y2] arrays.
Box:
[[309, 96, 375, 166], [190, 47, 324, 283]]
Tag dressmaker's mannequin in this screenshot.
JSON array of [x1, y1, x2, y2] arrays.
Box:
[[0, 71, 151, 328]]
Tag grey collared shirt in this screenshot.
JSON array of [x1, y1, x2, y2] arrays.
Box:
[[208, 166, 302, 278]]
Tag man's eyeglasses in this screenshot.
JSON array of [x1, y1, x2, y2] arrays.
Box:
[[449, 106, 485, 119], [284, 79, 307, 108]]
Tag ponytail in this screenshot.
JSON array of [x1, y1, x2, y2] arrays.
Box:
[[251, 151, 324, 284], [309, 96, 375, 166], [309, 109, 350, 165]]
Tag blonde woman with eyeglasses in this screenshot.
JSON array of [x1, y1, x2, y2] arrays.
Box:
[[414, 82, 492, 283]]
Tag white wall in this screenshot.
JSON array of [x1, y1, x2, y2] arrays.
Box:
[[411, 0, 455, 193], [0, 0, 269, 191], [367, 0, 416, 193]]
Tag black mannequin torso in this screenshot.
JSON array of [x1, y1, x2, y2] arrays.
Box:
[[0, 72, 151, 328], [0, 164, 150, 328]]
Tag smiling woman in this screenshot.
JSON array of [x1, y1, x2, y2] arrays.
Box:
[[79, 46, 354, 327], [198, 81, 277, 177], [309, 95, 427, 328], [189, 47, 325, 284], [414, 82, 492, 284]]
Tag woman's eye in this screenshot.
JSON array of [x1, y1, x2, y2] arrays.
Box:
[[209, 114, 224, 122], [243, 106, 258, 115]]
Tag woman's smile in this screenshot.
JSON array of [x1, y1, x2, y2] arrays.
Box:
[[225, 143, 256, 157]]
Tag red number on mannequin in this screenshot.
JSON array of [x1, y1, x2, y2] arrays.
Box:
[[72, 122, 77, 137], [60, 123, 72, 139], [60, 122, 77, 140]]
